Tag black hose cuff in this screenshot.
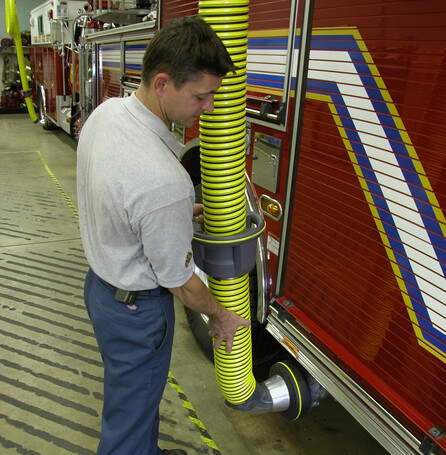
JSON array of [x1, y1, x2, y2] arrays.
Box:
[[225, 382, 273, 414]]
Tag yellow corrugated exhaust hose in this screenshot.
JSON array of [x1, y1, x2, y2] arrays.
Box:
[[5, 0, 38, 122], [198, 0, 256, 405]]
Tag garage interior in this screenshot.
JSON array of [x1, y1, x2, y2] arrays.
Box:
[[0, 113, 389, 455]]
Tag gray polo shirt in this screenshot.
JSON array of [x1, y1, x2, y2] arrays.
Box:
[[77, 93, 195, 290]]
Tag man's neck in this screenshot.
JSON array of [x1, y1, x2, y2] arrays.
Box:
[[135, 85, 169, 126]]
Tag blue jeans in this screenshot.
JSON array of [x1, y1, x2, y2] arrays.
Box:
[[84, 268, 174, 455]]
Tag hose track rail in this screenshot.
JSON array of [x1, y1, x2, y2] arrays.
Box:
[[0, 149, 220, 455]]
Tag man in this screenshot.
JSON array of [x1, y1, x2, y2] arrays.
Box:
[[77, 16, 250, 455]]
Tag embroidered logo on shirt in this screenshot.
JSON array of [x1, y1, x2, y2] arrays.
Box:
[[185, 252, 192, 268]]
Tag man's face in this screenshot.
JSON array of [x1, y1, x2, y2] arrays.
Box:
[[164, 72, 223, 127]]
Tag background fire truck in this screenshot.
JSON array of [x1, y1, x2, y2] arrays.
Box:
[[29, 0, 158, 139], [29, 1, 446, 454], [29, 0, 87, 137]]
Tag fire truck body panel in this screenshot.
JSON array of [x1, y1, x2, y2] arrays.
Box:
[[31, 45, 63, 121], [234, 1, 445, 450], [75, 0, 446, 453], [160, 0, 198, 26], [261, 2, 446, 452]]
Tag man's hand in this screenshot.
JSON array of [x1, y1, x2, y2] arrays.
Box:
[[169, 273, 250, 354], [208, 306, 250, 353], [193, 203, 203, 215], [193, 203, 204, 225]]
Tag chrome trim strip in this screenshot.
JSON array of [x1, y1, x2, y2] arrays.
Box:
[[255, 232, 269, 324], [85, 20, 156, 40], [281, 0, 299, 125], [267, 306, 421, 455], [122, 81, 139, 90], [275, 0, 314, 296], [120, 36, 125, 97], [38, 85, 47, 120], [245, 178, 269, 324]]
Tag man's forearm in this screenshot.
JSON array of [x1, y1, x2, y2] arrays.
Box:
[[168, 272, 250, 353], [168, 272, 223, 318]]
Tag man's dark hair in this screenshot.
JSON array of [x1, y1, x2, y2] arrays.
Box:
[[141, 16, 236, 88]]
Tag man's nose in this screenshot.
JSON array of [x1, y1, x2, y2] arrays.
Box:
[[203, 95, 215, 113]]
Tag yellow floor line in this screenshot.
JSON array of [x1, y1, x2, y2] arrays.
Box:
[[36, 150, 79, 221], [168, 372, 221, 454]]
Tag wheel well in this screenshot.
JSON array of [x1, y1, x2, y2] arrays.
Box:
[[180, 143, 201, 188]]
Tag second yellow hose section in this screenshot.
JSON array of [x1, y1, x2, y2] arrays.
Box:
[[199, 0, 256, 405]]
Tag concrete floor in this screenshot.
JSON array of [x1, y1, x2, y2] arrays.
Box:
[[0, 113, 389, 455]]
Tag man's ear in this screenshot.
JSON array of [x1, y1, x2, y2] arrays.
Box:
[[153, 73, 171, 96]]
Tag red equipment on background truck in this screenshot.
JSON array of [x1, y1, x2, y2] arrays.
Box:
[[29, 1, 446, 454]]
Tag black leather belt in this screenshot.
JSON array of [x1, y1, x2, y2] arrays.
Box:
[[94, 270, 170, 305], [133, 287, 170, 296], [97, 275, 170, 305]]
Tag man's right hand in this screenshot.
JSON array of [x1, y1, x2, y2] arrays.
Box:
[[208, 304, 250, 353], [169, 273, 250, 353]]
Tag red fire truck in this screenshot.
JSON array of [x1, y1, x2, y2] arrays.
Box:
[[29, 0, 88, 136], [30, 1, 446, 454]]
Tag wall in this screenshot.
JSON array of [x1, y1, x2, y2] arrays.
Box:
[[0, 0, 43, 39], [0, 1, 42, 95]]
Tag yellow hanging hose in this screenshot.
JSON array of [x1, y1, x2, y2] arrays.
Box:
[[199, 0, 256, 405], [5, 0, 38, 122]]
